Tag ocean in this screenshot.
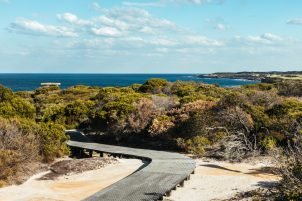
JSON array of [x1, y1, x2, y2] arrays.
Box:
[[0, 74, 258, 91]]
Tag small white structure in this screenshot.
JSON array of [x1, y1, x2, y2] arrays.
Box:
[[41, 82, 61, 87]]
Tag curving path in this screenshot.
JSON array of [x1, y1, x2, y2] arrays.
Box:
[[67, 131, 196, 201]]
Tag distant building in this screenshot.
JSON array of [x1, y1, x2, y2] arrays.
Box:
[[40, 82, 61, 87]]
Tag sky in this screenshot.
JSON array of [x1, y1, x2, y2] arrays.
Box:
[[0, 0, 302, 73]]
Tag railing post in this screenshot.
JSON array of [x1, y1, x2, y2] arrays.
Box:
[[78, 148, 84, 158], [165, 191, 172, 197], [180, 180, 185, 187]]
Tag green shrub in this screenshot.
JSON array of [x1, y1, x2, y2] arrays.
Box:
[[0, 86, 36, 119], [183, 136, 210, 156], [0, 85, 14, 101], [41, 103, 66, 124], [35, 86, 60, 95], [0, 150, 21, 183], [180, 93, 210, 104], [139, 78, 169, 94], [64, 100, 93, 128], [243, 83, 275, 91], [243, 104, 271, 129], [172, 82, 196, 97], [209, 131, 227, 143], [131, 84, 142, 91], [149, 115, 174, 136], [260, 136, 277, 150], [91, 87, 145, 130], [40, 123, 69, 162], [268, 99, 302, 119]]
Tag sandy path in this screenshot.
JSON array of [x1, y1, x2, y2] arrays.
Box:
[[165, 158, 279, 201], [0, 159, 143, 201]]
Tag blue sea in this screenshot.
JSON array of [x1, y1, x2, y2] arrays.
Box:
[[0, 74, 258, 91]]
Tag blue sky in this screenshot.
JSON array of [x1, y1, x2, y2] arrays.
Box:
[[0, 0, 302, 73]]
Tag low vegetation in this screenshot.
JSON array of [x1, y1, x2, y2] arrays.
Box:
[[1, 78, 302, 198]]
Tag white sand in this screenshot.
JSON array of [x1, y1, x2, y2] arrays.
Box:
[[0, 159, 143, 201], [0, 157, 279, 201], [165, 158, 279, 201]]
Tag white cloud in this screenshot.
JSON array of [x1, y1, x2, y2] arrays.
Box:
[[95, 7, 178, 35], [121, 0, 225, 7], [9, 6, 178, 39], [91, 27, 123, 37], [150, 38, 177, 46], [260, 33, 282, 42], [186, 0, 204, 4], [214, 23, 226, 31], [156, 47, 169, 53], [97, 16, 129, 31], [179, 0, 225, 4], [122, 1, 164, 7], [206, 18, 228, 31], [7, 4, 225, 58], [234, 33, 284, 45], [287, 18, 302, 26], [91, 2, 105, 12], [8, 18, 78, 37], [63, 38, 115, 50], [57, 13, 93, 26], [247, 33, 282, 44], [64, 34, 223, 55], [185, 35, 224, 46], [89, 7, 178, 36]]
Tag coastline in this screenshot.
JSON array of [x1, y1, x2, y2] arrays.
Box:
[[0, 74, 258, 91]]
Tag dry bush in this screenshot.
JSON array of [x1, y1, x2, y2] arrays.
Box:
[[220, 131, 259, 161], [212, 106, 260, 161], [125, 98, 156, 134], [151, 95, 178, 111], [0, 118, 40, 185], [218, 106, 254, 133], [276, 80, 302, 97], [169, 100, 216, 123], [276, 121, 302, 200], [246, 90, 282, 108], [148, 115, 175, 136], [182, 100, 216, 114]]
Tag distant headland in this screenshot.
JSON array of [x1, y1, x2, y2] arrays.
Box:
[[198, 71, 302, 83]]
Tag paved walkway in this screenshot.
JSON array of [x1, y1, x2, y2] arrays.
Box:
[[67, 131, 196, 201]]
